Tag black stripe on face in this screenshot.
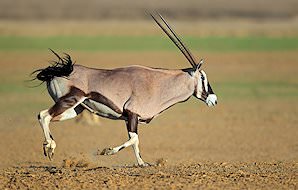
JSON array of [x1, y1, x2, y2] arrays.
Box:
[[200, 75, 208, 100], [207, 82, 214, 94]]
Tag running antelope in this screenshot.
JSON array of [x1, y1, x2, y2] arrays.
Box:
[[33, 14, 217, 166]]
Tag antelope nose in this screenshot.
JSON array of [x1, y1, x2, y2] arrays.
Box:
[[215, 100, 217, 105]]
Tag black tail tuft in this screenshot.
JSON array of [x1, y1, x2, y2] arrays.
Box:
[[31, 49, 74, 82]]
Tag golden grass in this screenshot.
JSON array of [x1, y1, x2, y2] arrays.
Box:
[[1, 19, 298, 37]]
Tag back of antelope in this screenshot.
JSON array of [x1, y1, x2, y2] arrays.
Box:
[[33, 14, 217, 166]]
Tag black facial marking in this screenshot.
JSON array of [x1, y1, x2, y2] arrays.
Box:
[[201, 74, 205, 81], [207, 82, 214, 94], [200, 78, 208, 100]]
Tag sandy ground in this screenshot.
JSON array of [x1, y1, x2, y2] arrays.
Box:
[[0, 50, 297, 189], [0, 161, 297, 189]]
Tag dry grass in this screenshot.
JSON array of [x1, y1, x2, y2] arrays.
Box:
[[1, 19, 298, 37], [1, 0, 298, 20]]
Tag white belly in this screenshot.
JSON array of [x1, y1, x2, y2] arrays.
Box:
[[82, 99, 122, 119]]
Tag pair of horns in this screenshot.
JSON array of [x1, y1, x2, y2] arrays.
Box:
[[150, 13, 203, 69]]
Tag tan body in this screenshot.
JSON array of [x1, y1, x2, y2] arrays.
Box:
[[49, 65, 195, 121], [35, 14, 217, 166]]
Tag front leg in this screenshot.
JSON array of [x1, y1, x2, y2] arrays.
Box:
[[100, 110, 148, 166], [100, 132, 138, 155]]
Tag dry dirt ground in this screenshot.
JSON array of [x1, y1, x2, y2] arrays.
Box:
[[0, 161, 296, 189], [0, 50, 297, 189]]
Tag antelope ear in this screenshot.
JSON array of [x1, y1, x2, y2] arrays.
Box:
[[195, 59, 204, 70]]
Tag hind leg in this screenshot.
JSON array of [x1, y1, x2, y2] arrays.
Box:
[[38, 95, 86, 160], [38, 110, 55, 160]]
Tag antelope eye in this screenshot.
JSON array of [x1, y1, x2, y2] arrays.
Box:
[[201, 75, 205, 80]]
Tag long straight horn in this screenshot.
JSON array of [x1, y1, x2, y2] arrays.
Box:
[[151, 13, 197, 68], [157, 13, 198, 68]]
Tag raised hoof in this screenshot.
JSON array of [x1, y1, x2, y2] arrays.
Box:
[[100, 148, 116, 156], [43, 140, 56, 161]]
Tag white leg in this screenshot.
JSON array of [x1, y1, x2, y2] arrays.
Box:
[[38, 108, 79, 160], [100, 132, 137, 155], [100, 132, 147, 166], [38, 98, 86, 160], [131, 136, 146, 166], [38, 110, 56, 160]]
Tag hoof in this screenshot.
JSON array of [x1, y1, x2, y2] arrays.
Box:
[[100, 148, 116, 155], [43, 140, 56, 161], [138, 162, 153, 167]]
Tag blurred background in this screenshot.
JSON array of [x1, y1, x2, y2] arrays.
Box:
[[1, 0, 298, 20], [0, 0, 297, 169]]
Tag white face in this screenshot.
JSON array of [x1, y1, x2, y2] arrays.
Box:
[[194, 70, 217, 107]]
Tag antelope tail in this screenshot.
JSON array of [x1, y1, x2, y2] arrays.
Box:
[[31, 49, 74, 82]]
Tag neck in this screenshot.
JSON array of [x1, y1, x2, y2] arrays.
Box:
[[182, 68, 198, 96], [193, 75, 198, 96]]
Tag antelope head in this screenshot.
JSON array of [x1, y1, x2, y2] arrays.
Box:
[[151, 13, 218, 107], [192, 59, 217, 107]]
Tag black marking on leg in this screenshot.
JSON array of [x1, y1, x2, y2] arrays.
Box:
[[43, 147, 47, 157], [37, 114, 41, 120], [88, 92, 122, 114], [125, 110, 138, 134], [139, 153, 142, 159], [42, 141, 48, 157], [139, 118, 153, 124], [119, 146, 125, 152], [48, 86, 85, 118], [50, 134, 54, 140], [74, 105, 84, 115]]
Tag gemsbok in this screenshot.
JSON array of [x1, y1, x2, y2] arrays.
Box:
[[32, 13, 217, 166]]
